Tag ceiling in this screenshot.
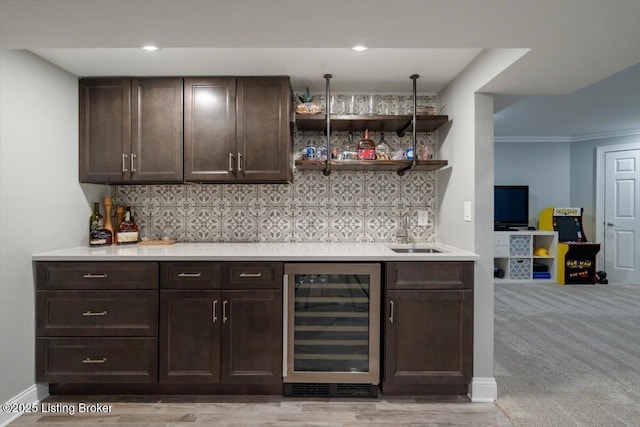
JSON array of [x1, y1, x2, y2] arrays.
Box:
[[1, 0, 639, 134]]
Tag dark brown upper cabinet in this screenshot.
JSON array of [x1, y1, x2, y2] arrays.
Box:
[[80, 77, 184, 184], [79, 78, 131, 183], [184, 76, 293, 183]]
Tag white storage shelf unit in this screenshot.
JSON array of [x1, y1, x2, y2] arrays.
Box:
[[494, 231, 558, 283]]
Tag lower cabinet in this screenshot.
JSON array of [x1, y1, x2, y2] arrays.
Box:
[[383, 262, 473, 395], [159, 262, 283, 385], [35, 262, 160, 384]]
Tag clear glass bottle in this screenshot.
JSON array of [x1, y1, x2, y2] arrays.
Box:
[[116, 207, 139, 244], [343, 132, 358, 160], [357, 129, 376, 160], [376, 133, 390, 160]]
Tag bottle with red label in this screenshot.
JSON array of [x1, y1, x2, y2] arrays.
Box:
[[357, 129, 376, 160], [116, 207, 139, 244]]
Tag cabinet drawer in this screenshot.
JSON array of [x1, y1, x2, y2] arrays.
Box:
[[161, 262, 222, 289], [386, 262, 473, 290], [37, 291, 158, 337], [37, 262, 158, 290], [36, 337, 157, 383], [494, 234, 510, 246], [225, 262, 283, 289], [494, 245, 510, 257]]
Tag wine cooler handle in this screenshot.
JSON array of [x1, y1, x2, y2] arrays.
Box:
[[282, 274, 288, 377], [212, 300, 218, 324], [223, 301, 228, 323], [389, 300, 394, 324], [122, 153, 129, 173]]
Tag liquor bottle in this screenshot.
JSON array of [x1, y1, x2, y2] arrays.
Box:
[[376, 132, 391, 160], [357, 129, 376, 160], [342, 132, 358, 160], [116, 207, 139, 244], [89, 202, 105, 246]]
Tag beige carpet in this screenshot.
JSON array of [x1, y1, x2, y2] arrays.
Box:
[[494, 281, 640, 427]]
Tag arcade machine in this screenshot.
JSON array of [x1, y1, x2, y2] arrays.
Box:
[[539, 207, 602, 285]]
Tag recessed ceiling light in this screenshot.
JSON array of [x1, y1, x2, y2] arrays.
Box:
[[352, 45, 368, 52], [141, 45, 158, 51]]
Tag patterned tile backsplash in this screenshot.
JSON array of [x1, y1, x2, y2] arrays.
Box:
[[112, 92, 439, 244], [113, 170, 436, 243]]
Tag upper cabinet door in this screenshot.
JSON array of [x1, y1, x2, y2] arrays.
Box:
[[184, 78, 237, 182], [131, 78, 184, 182], [79, 78, 131, 183], [236, 77, 293, 183]]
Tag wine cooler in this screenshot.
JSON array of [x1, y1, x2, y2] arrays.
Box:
[[283, 264, 380, 396]]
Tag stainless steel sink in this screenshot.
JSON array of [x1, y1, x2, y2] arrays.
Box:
[[390, 248, 442, 253]]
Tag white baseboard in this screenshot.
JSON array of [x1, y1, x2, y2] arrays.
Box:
[[1, 384, 48, 427], [469, 377, 497, 402]]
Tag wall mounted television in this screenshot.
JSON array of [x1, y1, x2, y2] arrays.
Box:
[[494, 185, 529, 231]]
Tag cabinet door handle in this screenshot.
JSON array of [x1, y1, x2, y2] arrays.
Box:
[[239, 272, 262, 278], [82, 273, 108, 279], [122, 153, 129, 173], [223, 300, 228, 323], [228, 153, 235, 172], [130, 153, 137, 173], [82, 310, 107, 317], [212, 300, 218, 324], [177, 272, 202, 278], [389, 301, 394, 324], [237, 152, 243, 172], [82, 357, 107, 364]]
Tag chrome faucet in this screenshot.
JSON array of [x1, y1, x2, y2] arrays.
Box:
[[396, 214, 409, 244]]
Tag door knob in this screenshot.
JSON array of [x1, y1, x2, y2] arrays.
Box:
[[606, 222, 616, 226]]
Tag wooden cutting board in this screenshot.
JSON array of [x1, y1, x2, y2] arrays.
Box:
[[139, 239, 177, 246]]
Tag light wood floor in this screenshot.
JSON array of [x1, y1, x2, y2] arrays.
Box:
[[11, 394, 512, 426]]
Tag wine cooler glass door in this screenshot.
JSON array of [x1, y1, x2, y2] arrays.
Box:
[[284, 263, 380, 384]]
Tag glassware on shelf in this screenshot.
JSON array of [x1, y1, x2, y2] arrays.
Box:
[[376, 133, 391, 160]]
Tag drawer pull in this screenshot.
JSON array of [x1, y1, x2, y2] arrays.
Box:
[[239, 272, 262, 278], [82, 273, 108, 279], [82, 357, 107, 364], [82, 310, 107, 317], [178, 272, 202, 278]]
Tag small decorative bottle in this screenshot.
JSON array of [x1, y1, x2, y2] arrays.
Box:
[[357, 129, 376, 160], [116, 207, 139, 244]]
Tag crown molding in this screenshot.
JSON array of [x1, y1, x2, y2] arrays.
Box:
[[494, 129, 640, 144], [493, 136, 572, 143], [571, 128, 640, 142]]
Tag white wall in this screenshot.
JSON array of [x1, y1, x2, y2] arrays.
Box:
[[494, 139, 572, 227], [437, 48, 528, 400], [0, 50, 108, 406], [570, 131, 640, 241]]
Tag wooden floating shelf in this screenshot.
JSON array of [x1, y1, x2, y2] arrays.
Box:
[[295, 114, 449, 135], [295, 159, 448, 172]]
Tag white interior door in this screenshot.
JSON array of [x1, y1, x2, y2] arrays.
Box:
[[604, 148, 640, 285]]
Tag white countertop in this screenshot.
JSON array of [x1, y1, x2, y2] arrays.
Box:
[[32, 242, 478, 262]]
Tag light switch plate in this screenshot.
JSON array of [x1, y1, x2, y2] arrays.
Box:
[[417, 210, 429, 226], [464, 201, 472, 222]]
